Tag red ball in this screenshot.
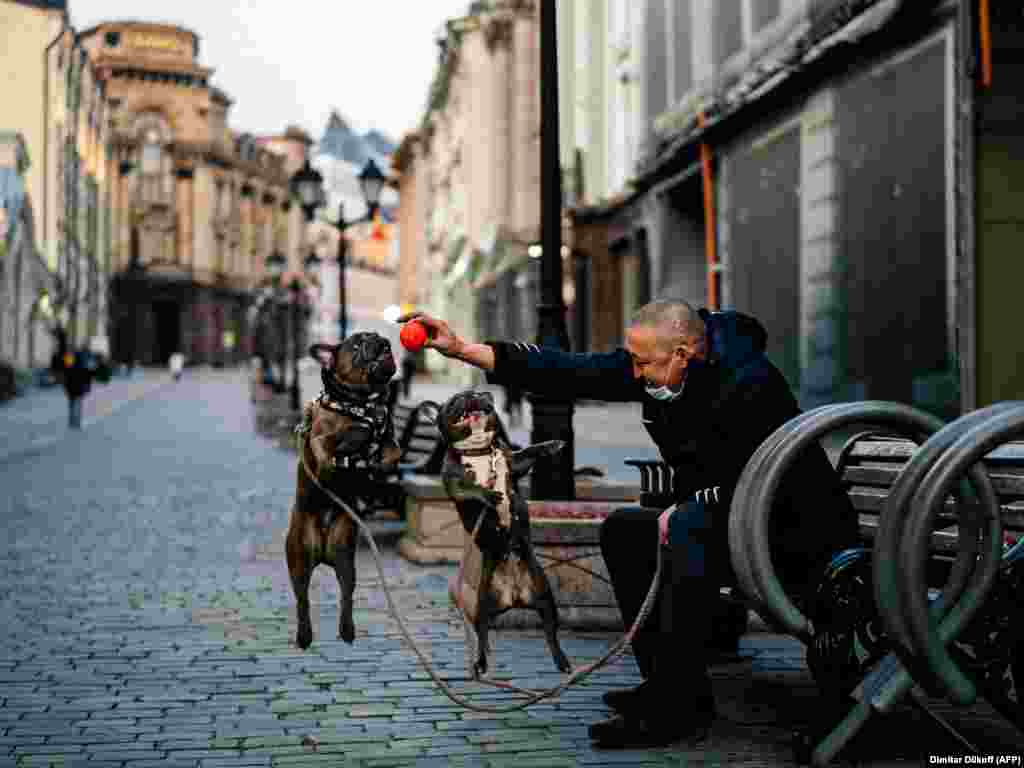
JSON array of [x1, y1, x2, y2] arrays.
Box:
[[400, 320, 428, 352]]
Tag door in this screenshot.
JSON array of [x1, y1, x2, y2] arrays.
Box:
[[153, 300, 180, 365], [837, 34, 953, 415]]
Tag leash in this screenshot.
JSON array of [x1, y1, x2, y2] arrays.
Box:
[[298, 439, 664, 713]]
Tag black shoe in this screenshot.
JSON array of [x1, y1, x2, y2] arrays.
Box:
[[588, 713, 711, 749], [601, 681, 650, 713]]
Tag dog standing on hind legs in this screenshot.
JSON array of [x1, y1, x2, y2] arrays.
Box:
[[286, 333, 400, 650], [438, 390, 572, 678]]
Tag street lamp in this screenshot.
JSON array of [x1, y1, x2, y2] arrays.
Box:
[[288, 157, 387, 342], [290, 158, 326, 223], [531, 0, 575, 501]]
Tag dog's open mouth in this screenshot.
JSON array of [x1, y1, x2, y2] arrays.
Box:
[[452, 411, 495, 451]]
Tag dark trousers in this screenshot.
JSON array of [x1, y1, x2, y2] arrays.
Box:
[[600, 505, 733, 719], [68, 396, 83, 429]]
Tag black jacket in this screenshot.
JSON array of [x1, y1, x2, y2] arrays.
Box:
[[62, 350, 94, 399], [485, 309, 858, 583]]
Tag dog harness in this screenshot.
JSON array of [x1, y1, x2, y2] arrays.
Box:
[[313, 370, 393, 468]]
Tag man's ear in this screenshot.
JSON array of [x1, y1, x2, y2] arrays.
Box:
[[310, 344, 337, 369]]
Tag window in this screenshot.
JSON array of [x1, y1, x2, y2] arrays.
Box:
[[753, 0, 781, 32], [644, 0, 668, 126], [672, 0, 693, 102], [105, 30, 120, 47], [714, 0, 744, 71]]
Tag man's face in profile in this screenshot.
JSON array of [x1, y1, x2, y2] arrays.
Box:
[[625, 324, 686, 390]]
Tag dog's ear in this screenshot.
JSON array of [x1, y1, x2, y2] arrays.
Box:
[[310, 344, 338, 369]]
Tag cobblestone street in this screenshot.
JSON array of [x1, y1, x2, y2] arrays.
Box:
[[0, 368, 1020, 767]]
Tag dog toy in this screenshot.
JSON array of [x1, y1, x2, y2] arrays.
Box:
[[400, 321, 428, 352]]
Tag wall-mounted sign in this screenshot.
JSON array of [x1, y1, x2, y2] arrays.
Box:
[[125, 31, 191, 58]]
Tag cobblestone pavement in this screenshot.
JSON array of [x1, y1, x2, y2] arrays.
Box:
[[1, 367, 1020, 767]]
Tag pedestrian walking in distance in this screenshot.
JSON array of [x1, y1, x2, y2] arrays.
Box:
[[397, 299, 858, 749], [60, 346, 94, 430], [169, 352, 186, 381]]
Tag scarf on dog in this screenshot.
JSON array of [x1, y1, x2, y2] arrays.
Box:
[[314, 370, 393, 467]]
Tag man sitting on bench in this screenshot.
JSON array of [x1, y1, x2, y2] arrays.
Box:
[[399, 299, 858, 748]]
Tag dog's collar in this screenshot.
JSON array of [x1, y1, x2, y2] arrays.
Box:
[[454, 445, 495, 457], [321, 368, 388, 406], [314, 386, 392, 468]]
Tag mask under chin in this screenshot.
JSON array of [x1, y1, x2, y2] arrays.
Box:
[[644, 382, 684, 402]]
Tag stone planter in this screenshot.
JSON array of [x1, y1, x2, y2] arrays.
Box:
[[396, 475, 465, 564], [495, 503, 622, 630]]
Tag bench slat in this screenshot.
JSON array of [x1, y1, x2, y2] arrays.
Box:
[[847, 487, 1024, 531], [849, 439, 1024, 463], [844, 466, 1024, 496]]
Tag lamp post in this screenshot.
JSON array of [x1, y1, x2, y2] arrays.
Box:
[[265, 250, 286, 393], [288, 251, 322, 412], [530, 0, 575, 501], [290, 157, 387, 342]]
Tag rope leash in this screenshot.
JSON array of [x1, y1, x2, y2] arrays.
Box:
[[299, 442, 664, 713]]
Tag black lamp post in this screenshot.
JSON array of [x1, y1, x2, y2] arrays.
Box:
[[265, 250, 286, 393], [288, 250, 322, 412], [530, 0, 575, 501], [289, 157, 386, 342]]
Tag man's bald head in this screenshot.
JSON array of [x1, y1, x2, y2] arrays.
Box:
[[629, 300, 706, 355]]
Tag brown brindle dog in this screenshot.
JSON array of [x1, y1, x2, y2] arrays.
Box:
[[286, 332, 400, 649], [439, 390, 572, 677]]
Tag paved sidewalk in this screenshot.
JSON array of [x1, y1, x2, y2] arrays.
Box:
[[1, 367, 1019, 768], [0, 368, 178, 463]]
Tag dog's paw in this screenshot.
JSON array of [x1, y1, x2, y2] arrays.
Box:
[[544, 440, 567, 456], [338, 618, 355, 645], [296, 626, 313, 650]]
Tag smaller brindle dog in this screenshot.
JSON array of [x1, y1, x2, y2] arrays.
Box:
[[438, 389, 572, 677]]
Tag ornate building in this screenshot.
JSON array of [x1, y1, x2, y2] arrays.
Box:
[[79, 21, 305, 366]]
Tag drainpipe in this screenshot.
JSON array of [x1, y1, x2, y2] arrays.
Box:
[[697, 112, 719, 310], [957, 0, 979, 412]]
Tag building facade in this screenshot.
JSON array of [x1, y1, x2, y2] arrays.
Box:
[[563, 0, 1023, 416], [79, 21, 303, 366], [0, 133, 55, 371], [396, 0, 544, 386]]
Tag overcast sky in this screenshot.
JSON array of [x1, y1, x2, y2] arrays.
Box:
[[74, 0, 472, 144]]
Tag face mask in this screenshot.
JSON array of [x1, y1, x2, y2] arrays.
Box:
[[643, 349, 685, 402], [644, 381, 684, 402]]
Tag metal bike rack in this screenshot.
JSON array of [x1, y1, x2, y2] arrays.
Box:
[[737, 402, 945, 640], [899, 402, 1024, 705], [873, 402, 1014, 664], [728, 404, 838, 611], [728, 401, 991, 765]]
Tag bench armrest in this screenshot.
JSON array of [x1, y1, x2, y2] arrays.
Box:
[[624, 458, 675, 508]]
